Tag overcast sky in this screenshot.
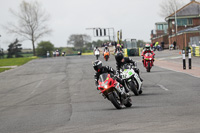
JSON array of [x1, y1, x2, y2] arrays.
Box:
[[0, 0, 191, 50]]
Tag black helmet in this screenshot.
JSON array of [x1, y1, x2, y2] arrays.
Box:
[[115, 52, 124, 62], [93, 60, 102, 72]]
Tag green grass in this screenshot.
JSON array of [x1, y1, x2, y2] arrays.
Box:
[[21, 53, 34, 57], [0, 57, 38, 67], [0, 68, 12, 73]]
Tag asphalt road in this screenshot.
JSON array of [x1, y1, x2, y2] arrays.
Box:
[[0, 53, 200, 133]]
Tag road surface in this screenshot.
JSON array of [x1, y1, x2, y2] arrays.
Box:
[[0, 52, 200, 133]]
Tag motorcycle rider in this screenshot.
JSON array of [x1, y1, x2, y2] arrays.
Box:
[[115, 44, 123, 54], [104, 46, 109, 52], [94, 46, 100, 54], [141, 44, 155, 64], [103, 46, 109, 56], [115, 52, 143, 82], [93, 60, 130, 95]]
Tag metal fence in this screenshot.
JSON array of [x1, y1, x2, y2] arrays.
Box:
[[189, 36, 200, 47]]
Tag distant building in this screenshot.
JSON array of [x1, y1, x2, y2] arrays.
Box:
[[151, 22, 169, 47], [151, 0, 200, 49]]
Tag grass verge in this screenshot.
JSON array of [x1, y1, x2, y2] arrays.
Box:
[[0, 56, 38, 67], [0, 68, 12, 73]]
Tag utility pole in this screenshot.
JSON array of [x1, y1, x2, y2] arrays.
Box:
[[175, 3, 178, 50], [175, 5, 178, 34]]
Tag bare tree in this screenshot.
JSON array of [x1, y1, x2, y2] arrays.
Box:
[[67, 34, 91, 48], [159, 0, 185, 18], [4, 1, 52, 56]]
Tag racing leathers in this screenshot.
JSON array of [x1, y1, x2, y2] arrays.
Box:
[[141, 49, 155, 57], [116, 57, 143, 81], [115, 47, 123, 54], [141, 49, 155, 62]]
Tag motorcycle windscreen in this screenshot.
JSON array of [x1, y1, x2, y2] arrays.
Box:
[[122, 64, 130, 70], [145, 53, 152, 56], [99, 73, 109, 82]]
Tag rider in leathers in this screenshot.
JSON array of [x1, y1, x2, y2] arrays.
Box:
[[93, 60, 129, 94], [141, 44, 155, 64], [103, 46, 110, 56], [115, 52, 143, 82]]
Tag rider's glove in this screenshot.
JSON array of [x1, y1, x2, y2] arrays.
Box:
[[114, 74, 118, 78]]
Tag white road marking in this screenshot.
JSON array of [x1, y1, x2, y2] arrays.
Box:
[[31, 80, 43, 94], [35, 80, 43, 88], [157, 84, 169, 91]]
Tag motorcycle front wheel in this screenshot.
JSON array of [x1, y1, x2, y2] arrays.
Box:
[[105, 55, 109, 61], [128, 81, 139, 96], [96, 55, 99, 60], [147, 62, 151, 72], [124, 97, 132, 107], [108, 92, 122, 109]]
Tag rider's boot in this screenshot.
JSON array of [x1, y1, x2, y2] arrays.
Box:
[[140, 77, 143, 82]]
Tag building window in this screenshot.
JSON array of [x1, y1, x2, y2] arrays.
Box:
[[177, 18, 193, 26], [157, 24, 163, 30], [188, 18, 193, 25], [163, 25, 168, 33], [177, 19, 187, 26]]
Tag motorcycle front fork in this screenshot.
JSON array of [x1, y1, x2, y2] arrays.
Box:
[[115, 82, 126, 95]]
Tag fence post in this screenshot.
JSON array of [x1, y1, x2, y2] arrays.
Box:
[[182, 49, 186, 70], [188, 48, 192, 69]]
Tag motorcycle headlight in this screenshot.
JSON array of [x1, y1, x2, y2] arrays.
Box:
[[104, 85, 108, 89]]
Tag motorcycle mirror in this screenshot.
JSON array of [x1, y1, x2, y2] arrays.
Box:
[[135, 62, 137, 67]]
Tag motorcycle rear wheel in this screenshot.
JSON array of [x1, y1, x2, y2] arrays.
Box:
[[108, 92, 122, 109]]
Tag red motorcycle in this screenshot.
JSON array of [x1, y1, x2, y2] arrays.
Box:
[[142, 53, 154, 72], [97, 73, 132, 109]]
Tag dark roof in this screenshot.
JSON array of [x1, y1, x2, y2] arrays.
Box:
[[178, 25, 200, 34], [167, 1, 200, 18]]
